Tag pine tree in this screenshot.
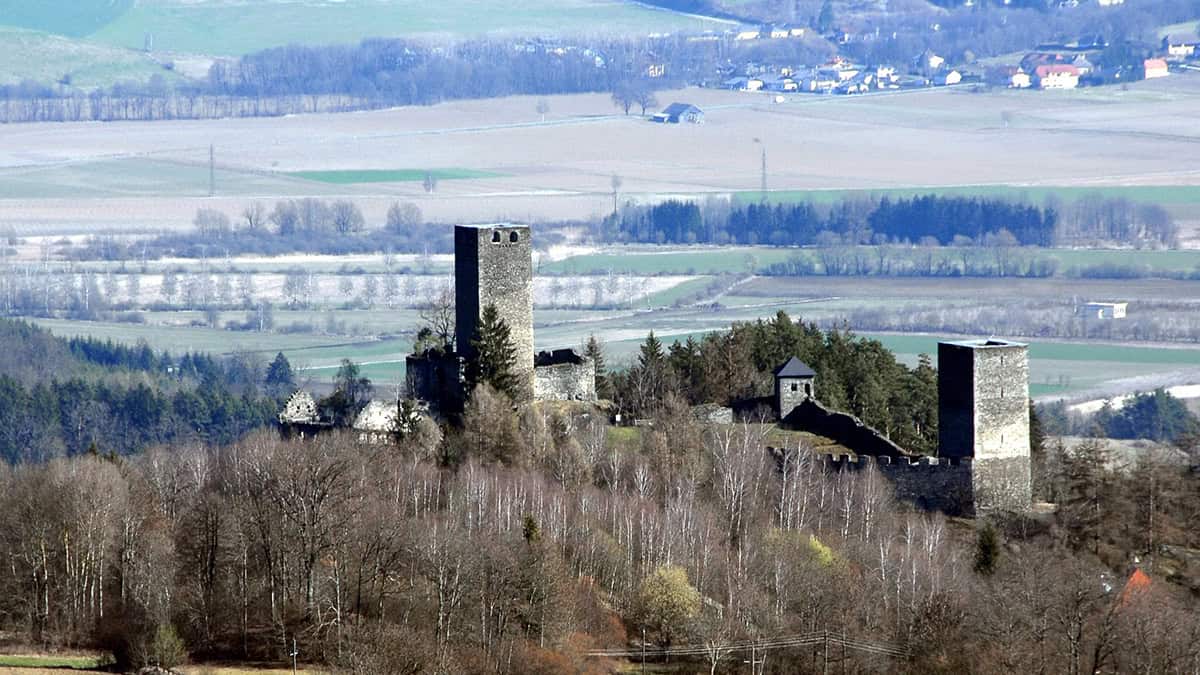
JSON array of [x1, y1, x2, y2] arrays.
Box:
[[466, 304, 519, 400], [264, 352, 295, 399], [584, 334, 609, 399]]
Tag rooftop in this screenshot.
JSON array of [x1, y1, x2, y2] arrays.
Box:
[[774, 356, 816, 378], [941, 339, 1028, 349]]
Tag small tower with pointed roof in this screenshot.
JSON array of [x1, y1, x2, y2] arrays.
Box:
[[775, 356, 816, 419]]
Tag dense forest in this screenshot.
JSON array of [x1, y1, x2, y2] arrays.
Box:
[[609, 312, 940, 454], [0, 319, 285, 462], [1, 375, 1199, 672], [1, 307, 1199, 672]]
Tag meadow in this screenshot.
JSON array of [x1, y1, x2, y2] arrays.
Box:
[[0, 27, 176, 89], [543, 246, 1200, 276], [0, 0, 726, 56]]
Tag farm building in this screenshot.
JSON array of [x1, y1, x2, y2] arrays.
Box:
[[651, 103, 704, 124], [1163, 33, 1199, 58], [1143, 58, 1169, 79], [1082, 301, 1128, 319], [1035, 64, 1080, 89]]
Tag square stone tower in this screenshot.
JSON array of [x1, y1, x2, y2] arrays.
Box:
[[455, 224, 534, 399], [938, 339, 1031, 512], [774, 356, 816, 420]]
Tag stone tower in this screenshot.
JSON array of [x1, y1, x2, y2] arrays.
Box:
[[938, 339, 1031, 512], [454, 224, 535, 399], [774, 356, 816, 420]]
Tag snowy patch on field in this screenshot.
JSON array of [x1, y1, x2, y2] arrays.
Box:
[[58, 272, 695, 309], [1068, 384, 1200, 415]]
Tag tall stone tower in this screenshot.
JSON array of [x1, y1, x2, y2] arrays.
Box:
[[938, 339, 1032, 512], [454, 224, 534, 399]]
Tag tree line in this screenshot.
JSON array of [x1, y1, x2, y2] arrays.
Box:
[[602, 194, 1176, 249], [0, 319, 291, 463]]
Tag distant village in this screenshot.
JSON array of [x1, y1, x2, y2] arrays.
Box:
[[634, 26, 1200, 98]]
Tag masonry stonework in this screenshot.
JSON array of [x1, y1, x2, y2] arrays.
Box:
[[534, 349, 597, 401], [937, 340, 1032, 513], [455, 224, 535, 400]]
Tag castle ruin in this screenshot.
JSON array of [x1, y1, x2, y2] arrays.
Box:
[[775, 339, 1033, 516], [408, 224, 595, 408]]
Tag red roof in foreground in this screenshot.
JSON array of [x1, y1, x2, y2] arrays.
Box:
[[1117, 568, 1152, 608]]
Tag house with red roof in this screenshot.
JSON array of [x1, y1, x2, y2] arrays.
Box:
[[1034, 64, 1080, 89]]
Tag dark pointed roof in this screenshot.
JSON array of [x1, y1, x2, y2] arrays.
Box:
[[774, 357, 815, 378]]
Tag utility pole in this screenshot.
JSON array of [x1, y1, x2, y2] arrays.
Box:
[[823, 629, 830, 675], [761, 144, 768, 201], [290, 636, 298, 675], [752, 138, 767, 202], [209, 144, 216, 197], [641, 627, 646, 674]]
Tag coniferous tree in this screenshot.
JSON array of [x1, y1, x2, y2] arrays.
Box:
[[584, 334, 610, 400], [466, 304, 519, 400], [264, 352, 295, 399]]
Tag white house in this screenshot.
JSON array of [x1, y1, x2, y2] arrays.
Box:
[[1082, 302, 1128, 319]]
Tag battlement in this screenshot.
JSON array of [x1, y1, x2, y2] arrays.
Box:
[[810, 453, 972, 468], [772, 448, 976, 516]]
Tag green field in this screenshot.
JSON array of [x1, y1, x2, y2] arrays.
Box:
[[0, 1, 133, 37], [0, 27, 176, 89], [0, 653, 105, 669], [740, 185, 1200, 207], [0, 0, 726, 57], [545, 249, 788, 275], [288, 169, 504, 184], [0, 158, 322, 200], [548, 246, 1200, 277]]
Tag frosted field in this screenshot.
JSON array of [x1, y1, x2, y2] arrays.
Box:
[[3, 77, 1200, 234], [28, 271, 696, 309]]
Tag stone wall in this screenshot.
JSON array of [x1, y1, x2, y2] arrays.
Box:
[[455, 224, 534, 400], [937, 340, 1031, 513], [782, 399, 909, 458], [813, 453, 976, 516], [406, 352, 465, 413], [534, 351, 596, 402]]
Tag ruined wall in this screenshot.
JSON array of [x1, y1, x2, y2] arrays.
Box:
[[783, 399, 909, 458], [406, 352, 465, 413], [815, 453, 976, 517], [454, 224, 534, 400], [534, 360, 597, 401]]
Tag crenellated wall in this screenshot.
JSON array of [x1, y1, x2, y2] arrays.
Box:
[[809, 452, 976, 516]]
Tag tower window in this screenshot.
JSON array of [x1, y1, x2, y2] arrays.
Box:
[[790, 383, 798, 392], [510, 231, 519, 243], [491, 231, 500, 243], [805, 383, 812, 395]]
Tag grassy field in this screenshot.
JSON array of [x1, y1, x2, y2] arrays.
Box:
[[0, 654, 105, 669], [288, 169, 506, 184], [71, 0, 727, 55], [0, 1, 132, 37], [546, 246, 1200, 276], [0, 27, 176, 89]]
